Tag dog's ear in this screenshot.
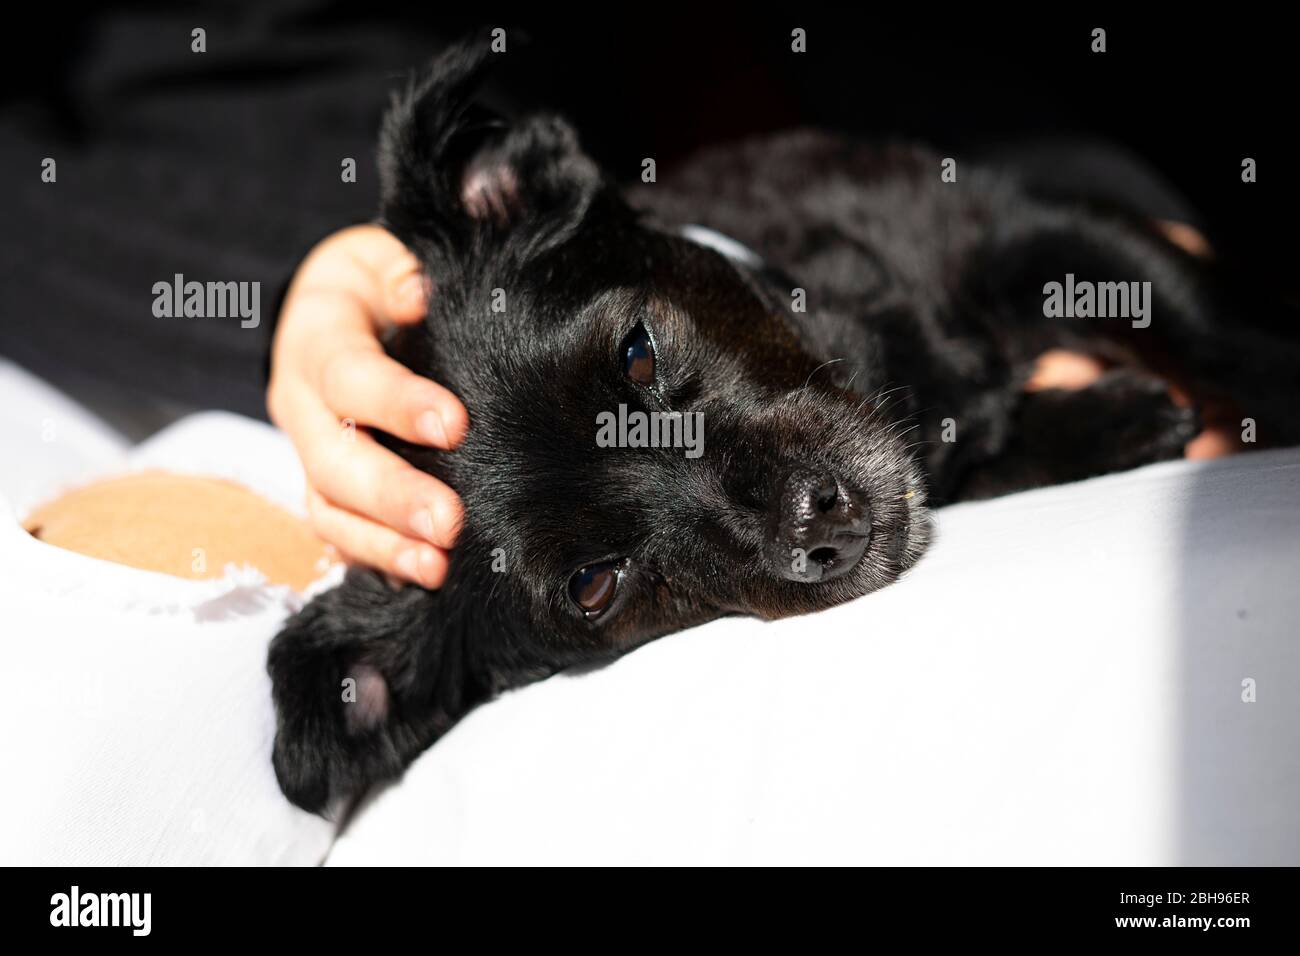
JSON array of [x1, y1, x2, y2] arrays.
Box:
[[269, 569, 484, 813], [268, 560, 551, 813], [377, 39, 602, 272]]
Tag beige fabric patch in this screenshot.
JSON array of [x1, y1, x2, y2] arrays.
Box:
[[23, 471, 332, 592]]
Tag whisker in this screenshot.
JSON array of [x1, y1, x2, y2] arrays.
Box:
[[803, 357, 846, 390]]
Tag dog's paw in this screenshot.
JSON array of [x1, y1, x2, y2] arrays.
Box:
[[1088, 369, 1201, 468]]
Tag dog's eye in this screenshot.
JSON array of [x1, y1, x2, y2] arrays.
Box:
[[621, 323, 655, 385], [569, 561, 621, 618]]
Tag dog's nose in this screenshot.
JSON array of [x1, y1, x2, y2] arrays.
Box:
[[768, 468, 871, 583]]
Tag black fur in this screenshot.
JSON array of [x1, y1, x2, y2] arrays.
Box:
[[269, 39, 1298, 813]]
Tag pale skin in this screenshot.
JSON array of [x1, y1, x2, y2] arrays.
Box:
[[271, 221, 1227, 586], [269, 225, 466, 587]]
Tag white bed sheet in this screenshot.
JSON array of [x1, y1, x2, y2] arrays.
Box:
[[2, 358, 1296, 866], [0, 360, 336, 866], [327, 449, 1300, 866]]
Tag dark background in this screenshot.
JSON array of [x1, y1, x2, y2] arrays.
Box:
[[1, 2, 1292, 433]]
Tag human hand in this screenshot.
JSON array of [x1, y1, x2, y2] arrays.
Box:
[[268, 225, 467, 587]]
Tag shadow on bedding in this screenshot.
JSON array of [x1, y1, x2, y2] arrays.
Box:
[[1175, 448, 1300, 864]]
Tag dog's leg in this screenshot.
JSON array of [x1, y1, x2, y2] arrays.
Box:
[[971, 210, 1300, 449], [267, 569, 482, 814], [955, 367, 1199, 500]]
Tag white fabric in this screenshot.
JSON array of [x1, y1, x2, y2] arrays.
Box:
[[328, 448, 1300, 866], [0, 361, 336, 865], [0, 360, 130, 515], [2, 358, 1297, 865], [680, 224, 766, 268]]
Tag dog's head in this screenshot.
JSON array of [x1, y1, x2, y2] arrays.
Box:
[[379, 42, 929, 680]]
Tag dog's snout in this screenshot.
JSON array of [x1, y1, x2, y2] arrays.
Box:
[[768, 468, 871, 583]]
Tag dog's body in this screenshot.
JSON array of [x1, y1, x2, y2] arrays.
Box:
[[269, 42, 1299, 812]]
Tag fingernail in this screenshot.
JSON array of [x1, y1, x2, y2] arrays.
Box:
[[416, 410, 448, 446], [434, 494, 463, 544], [409, 507, 436, 542], [395, 549, 421, 581]]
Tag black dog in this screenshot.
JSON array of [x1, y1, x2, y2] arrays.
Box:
[[269, 40, 1297, 813]]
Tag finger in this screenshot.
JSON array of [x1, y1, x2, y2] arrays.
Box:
[[1024, 349, 1106, 393], [1155, 219, 1214, 260], [306, 488, 449, 588], [318, 345, 469, 449], [282, 286, 467, 449], [290, 229, 423, 332], [331, 225, 426, 327], [1186, 426, 1236, 460], [292, 392, 464, 549], [266, 300, 372, 431], [381, 255, 430, 325]]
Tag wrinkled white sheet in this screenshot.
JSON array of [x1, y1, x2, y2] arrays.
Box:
[[2, 359, 1297, 865], [328, 449, 1300, 865], [0, 360, 337, 865]]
